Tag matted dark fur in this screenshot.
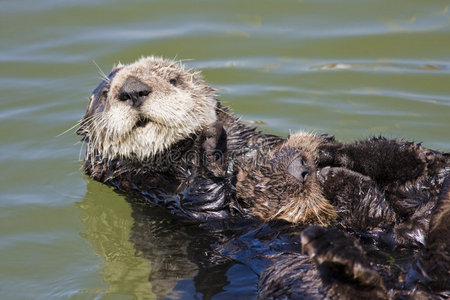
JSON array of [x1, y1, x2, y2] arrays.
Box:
[[77, 57, 450, 299]]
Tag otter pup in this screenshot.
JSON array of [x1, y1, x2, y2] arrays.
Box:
[[77, 57, 450, 297]]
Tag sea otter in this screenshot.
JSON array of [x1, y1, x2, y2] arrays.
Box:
[[77, 56, 450, 298]]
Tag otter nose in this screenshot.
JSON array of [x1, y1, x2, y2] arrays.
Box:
[[118, 77, 151, 108], [287, 157, 312, 183]]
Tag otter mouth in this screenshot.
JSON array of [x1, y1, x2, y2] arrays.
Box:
[[134, 117, 152, 129]]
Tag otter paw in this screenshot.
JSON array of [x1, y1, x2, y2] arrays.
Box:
[[318, 166, 371, 184], [301, 226, 383, 289]]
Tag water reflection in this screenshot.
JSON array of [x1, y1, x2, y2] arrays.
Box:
[[79, 179, 259, 299], [78, 180, 155, 299]]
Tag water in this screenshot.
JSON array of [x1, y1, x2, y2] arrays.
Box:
[[1, 0, 449, 299]]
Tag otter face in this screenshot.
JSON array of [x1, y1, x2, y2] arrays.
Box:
[[78, 57, 217, 161]]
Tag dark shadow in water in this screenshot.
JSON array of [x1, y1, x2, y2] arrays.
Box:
[[126, 196, 255, 299], [80, 179, 263, 299], [125, 194, 316, 300]]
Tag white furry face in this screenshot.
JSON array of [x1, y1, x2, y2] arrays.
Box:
[[79, 56, 217, 160]]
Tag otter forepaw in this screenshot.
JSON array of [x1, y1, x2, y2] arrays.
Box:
[[318, 167, 372, 184], [301, 226, 385, 293]]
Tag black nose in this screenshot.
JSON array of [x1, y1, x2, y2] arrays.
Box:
[[287, 157, 312, 183], [118, 77, 151, 107]]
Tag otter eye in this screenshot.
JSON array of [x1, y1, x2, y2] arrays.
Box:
[[101, 89, 108, 98], [169, 78, 177, 86]]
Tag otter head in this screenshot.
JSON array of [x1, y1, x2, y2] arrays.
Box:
[[77, 56, 217, 161]]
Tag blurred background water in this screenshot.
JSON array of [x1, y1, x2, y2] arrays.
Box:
[[0, 0, 449, 299]]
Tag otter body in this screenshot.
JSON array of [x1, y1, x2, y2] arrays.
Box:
[[78, 57, 450, 298]]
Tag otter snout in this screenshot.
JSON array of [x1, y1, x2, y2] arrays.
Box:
[[118, 76, 152, 108], [288, 157, 312, 183]]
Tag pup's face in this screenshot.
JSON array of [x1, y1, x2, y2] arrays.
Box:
[[78, 57, 217, 161]]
